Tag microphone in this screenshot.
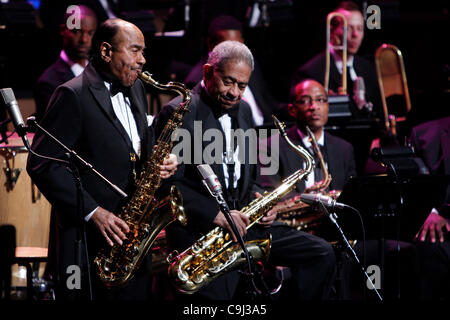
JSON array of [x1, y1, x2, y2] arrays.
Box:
[[184, 0, 190, 30], [197, 164, 231, 214], [0, 88, 31, 149], [300, 193, 348, 210], [353, 76, 373, 112]]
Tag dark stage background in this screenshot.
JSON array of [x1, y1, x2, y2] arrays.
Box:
[[0, 0, 448, 122]]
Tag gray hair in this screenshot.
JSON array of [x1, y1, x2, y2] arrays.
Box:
[[207, 40, 254, 71]]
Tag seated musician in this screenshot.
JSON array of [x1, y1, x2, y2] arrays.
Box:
[[259, 79, 419, 300], [259, 79, 356, 198], [156, 40, 336, 300]]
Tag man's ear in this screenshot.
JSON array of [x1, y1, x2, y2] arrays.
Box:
[[203, 64, 213, 80], [287, 103, 297, 119], [59, 24, 67, 37], [100, 42, 113, 62]]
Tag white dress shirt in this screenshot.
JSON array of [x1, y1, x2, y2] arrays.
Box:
[[60, 50, 86, 77], [331, 48, 357, 81], [297, 129, 326, 189], [219, 113, 241, 189]]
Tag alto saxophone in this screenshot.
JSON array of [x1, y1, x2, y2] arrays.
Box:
[[275, 126, 340, 231], [94, 72, 190, 287], [167, 116, 315, 294]]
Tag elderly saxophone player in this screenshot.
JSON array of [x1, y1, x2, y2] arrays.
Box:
[[156, 40, 336, 300], [27, 18, 177, 300]]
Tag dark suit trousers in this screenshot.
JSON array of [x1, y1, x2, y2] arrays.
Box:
[[183, 222, 337, 301], [249, 222, 336, 300]]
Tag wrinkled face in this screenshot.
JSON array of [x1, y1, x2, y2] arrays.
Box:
[[289, 80, 329, 132], [331, 9, 364, 55], [101, 24, 146, 87], [62, 15, 97, 61], [203, 59, 251, 109]]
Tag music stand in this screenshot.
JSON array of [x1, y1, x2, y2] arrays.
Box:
[[335, 173, 448, 298]]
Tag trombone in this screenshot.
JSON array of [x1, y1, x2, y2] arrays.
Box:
[[325, 12, 348, 96], [375, 44, 412, 132]]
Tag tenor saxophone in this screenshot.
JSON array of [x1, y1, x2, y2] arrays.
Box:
[[167, 116, 314, 294], [94, 72, 190, 287], [275, 126, 341, 231]]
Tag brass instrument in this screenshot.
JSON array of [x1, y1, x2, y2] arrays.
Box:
[[325, 12, 348, 95], [275, 126, 341, 232], [94, 72, 190, 287], [167, 116, 315, 294], [375, 44, 412, 132]]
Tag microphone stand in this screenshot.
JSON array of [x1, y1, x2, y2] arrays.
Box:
[[0, 118, 11, 144], [205, 188, 270, 300], [26, 118, 128, 300], [316, 201, 383, 301]]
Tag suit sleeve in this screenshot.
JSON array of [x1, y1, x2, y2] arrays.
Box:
[[27, 85, 98, 224], [258, 135, 283, 192], [33, 79, 55, 123]]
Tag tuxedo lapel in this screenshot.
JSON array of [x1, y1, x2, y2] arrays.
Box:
[[196, 87, 227, 188], [129, 84, 149, 158], [324, 133, 338, 190], [285, 127, 307, 192], [235, 104, 253, 201], [440, 125, 450, 175], [329, 55, 342, 92], [84, 64, 134, 152]]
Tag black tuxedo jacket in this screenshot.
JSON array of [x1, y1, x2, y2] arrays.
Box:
[[155, 84, 262, 248], [27, 63, 154, 280], [34, 57, 76, 122], [258, 126, 356, 196], [410, 116, 450, 217], [184, 58, 278, 126], [292, 51, 384, 123]]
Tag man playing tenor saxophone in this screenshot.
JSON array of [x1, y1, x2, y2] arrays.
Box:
[[27, 18, 178, 300], [156, 41, 336, 300]]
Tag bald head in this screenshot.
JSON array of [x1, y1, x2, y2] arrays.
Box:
[[289, 79, 329, 138], [92, 18, 146, 87]]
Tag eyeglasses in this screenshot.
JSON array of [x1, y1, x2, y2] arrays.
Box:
[[295, 95, 328, 106]]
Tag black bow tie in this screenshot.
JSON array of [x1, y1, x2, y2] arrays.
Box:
[[110, 81, 130, 97], [213, 103, 240, 120]]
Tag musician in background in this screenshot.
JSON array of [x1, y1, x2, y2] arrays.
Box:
[[34, 5, 98, 122], [156, 40, 336, 300], [291, 1, 383, 122], [259, 79, 356, 196], [259, 79, 421, 300], [27, 18, 177, 300], [410, 116, 450, 300]]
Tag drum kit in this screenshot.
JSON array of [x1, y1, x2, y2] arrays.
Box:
[[0, 132, 51, 299]]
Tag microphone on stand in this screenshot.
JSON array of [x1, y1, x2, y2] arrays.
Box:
[[184, 0, 190, 31], [0, 88, 31, 149], [300, 193, 348, 211], [353, 76, 373, 113], [197, 164, 231, 215]]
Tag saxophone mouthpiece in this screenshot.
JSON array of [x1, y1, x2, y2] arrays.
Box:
[[272, 115, 286, 136]]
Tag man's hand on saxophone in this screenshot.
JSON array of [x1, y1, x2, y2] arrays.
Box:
[[255, 192, 277, 228], [91, 207, 130, 247], [213, 210, 250, 242], [159, 153, 178, 179]]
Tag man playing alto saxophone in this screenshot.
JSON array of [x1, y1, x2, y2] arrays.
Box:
[[259, 79, 356, 198], [27, 18, 178, 300], [156, 40, 336, 300]]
